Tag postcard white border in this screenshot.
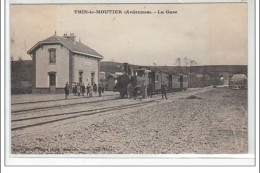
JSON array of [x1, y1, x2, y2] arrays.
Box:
[[2, 0, 258, 167]]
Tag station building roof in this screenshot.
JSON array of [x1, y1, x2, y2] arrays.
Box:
[[27, 34, 103, 59]]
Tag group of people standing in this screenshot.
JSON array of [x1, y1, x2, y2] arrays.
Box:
[[126, 81, 168, 100], [64, 82, 104, 99]]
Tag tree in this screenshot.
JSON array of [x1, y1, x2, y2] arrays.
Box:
[[184, 57, 189, 74], [190, 60, 197, 66], [174, 57, 198, 75], [189, 60, 197, 73], [11, 56, 23, 85], [175, 58, 181, 66], [175, 58, 182, 74]]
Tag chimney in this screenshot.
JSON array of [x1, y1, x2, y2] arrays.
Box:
[[123, 63, 128, 75], [63, 33, 76, 42]]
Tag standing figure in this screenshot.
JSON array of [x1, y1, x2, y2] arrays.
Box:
[[93, 83, 97, 95], [101, 82, 105, 93], [86, 84, 90, 97], [141, 81, 146, 99], [127, 83, 133, 98], [147, 82, 153, 98], [64, 82, 70, 99], [77, 83, 81, 96], [73, 83, 77, 96], [81, 83, 85, 96], [161, 82, 168, 100], [98, 83, 102, 97], [89, 85, 93, 97]]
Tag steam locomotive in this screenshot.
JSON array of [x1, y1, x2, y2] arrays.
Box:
[[113, 63, 188, 98]]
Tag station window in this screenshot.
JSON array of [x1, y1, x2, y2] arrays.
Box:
[[79, 71, 83, 84], [49, 48, 56, 64], [49, 74, 56, 86], [91, 72, 95, 85], [156, 74, 159, 81]]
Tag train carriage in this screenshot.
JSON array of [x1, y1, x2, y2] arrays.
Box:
[[171, 74, 181, 90], [161, 73, 169, 89], [170, 74, 188, 91], [113, 63, 189, 98], [153, 71, 162, 91], [150, 71, 170, 92]]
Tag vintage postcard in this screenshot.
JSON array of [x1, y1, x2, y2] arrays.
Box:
[[4, 0, 256, 166]]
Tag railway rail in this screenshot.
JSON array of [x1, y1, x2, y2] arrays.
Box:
[[11, 87, 213, 132], [11, 99, 159, 131], [11, 97, 119, 114], [11, 88, 208, 114], [11, 94, 116, 105]]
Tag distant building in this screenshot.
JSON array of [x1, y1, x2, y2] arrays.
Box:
[[230, 74, 247, 88], [27, 33, 103, 93], [11, 60, 33, 94], [100, 71, 106, 80]]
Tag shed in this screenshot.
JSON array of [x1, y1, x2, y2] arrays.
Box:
[[230, 74, 247, 88]]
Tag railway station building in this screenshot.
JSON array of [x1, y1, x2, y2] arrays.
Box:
[[27, 33, 103, 93]]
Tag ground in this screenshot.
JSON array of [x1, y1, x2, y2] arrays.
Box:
[[11, 87, 248, 154]]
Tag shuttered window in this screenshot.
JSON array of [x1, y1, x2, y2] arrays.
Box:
[[49, 48, 56, 64]]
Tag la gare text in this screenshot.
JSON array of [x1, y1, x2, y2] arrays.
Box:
[[74, 10, 178, 15]]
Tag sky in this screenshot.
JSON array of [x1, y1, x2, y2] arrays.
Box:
[[10, 3, 248, 66]]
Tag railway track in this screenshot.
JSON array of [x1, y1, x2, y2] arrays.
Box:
[[11, 88, 208, 114], [11, 99, 159, 131], [11, 87, 213, 132], [11, 97, 119, 114], [11, 94, 116, 105], [11, 88, 193, 106]]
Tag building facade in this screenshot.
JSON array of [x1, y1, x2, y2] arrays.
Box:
[[27, 33, 103, 93]]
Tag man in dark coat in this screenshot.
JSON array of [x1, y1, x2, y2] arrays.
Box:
[[161, 82, 167, 100], [101, 82, 105, 93], [93, 83, 97, 95], [64, 82, 70, 99], [147, 82, 153, 98], [98, 83, 102, 97], [73, 84, 77, 96], [81, 83, 85, 96]]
